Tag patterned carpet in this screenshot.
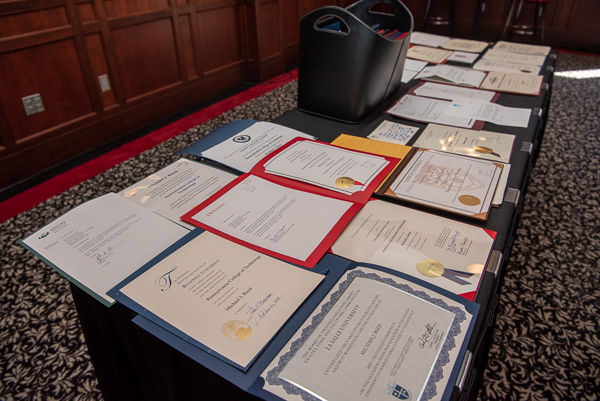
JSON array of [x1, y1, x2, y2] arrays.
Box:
[[1, 52, 599, 401]]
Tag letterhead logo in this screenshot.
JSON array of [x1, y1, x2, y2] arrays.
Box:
[[233, 134, 251, 143], [155, 266, 177, 292], [38, 232, 50, 239]]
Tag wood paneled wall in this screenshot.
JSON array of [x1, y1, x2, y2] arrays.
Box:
[[1, 0, 596, 191], [0, 0, 349, 190]]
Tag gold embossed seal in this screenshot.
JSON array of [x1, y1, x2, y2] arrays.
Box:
[[417, 259, 445, 278], [335, 177, 355, 189], [474, 146, 494, 154], [222, 320, 252, 341], [458, 194, 481, 206]]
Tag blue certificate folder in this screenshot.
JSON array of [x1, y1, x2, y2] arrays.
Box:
[[177, 119, 316, 173], [109, 228, 479, 401], [177, 119, 257, 166]]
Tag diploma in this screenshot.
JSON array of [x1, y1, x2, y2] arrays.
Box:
[[479, 71, 544, 96], [181, 175, 356, 267], [119, 158, 236, 229], [414, 123, 515, 163], [22, 193, 188, 305], [331, 200, 495, 298], [199, 121, 313, 173], [263, 267, 477, 401], [387, 95, 478, 129], [407, 45, 453, 64], [114, 231, 324, 369], [473, 59, 541, 75], [441, 38, 489, 53], [481, 49, 547, 66], [378, 149, 503, 220], [261, 139, 390, 195], [492, 40, 551, 56]]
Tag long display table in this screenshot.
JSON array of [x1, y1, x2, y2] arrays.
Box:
[[69, 50, 557, 401]]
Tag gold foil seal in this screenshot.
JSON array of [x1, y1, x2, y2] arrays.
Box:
[[222, 320, 252, 341], [417, 259, 445, 278], [335, 177, 355, 189], [459, 194, 481, 206], [474, 146, 494, 154]]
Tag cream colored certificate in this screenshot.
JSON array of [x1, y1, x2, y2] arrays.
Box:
[[492, 40, 551, 56], [119, 159, 236, 229], [480, 71, 544, 95], [407, 45, 453, 64], [473, 59, 541, 75], [415, 123, 515, 163], [22, 193, 188, 305], [118, 231, 324, 369], [331, 200, 494, 296], [262, 267, 475, 401], [261, 140, 390, 195], [482, 49, 547, 66], [386, 150, 503, 220], [441, 38, 489, 53]]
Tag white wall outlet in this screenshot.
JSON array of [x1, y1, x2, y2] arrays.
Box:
[[22, 93, 45, 116], [98, 74, 111, 92]]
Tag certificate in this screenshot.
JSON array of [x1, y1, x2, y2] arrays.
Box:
[[441, 38, 489, 53], [407, 45, 453, 64], [119, 158, 236, 229], [387, 95, 478, 129], [411, 82, 497, 103], [261, 139, 390, 196], [414, 123, 515, 163], [492, 40, 551, 56], [331, 200, 495, 298], [263, 267, 477, 401], [479, 71, 544, 96], [200, 121, 313, 173], [481, 49, 547, 66], [181, 175, 357, 267], [22, 193, 188, 305], [114, 231, 324, 369], [377, 149, 503, 220], [473, 59, 541, 75]]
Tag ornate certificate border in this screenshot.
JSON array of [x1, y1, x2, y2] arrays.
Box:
[[265, 268, 467, 401]]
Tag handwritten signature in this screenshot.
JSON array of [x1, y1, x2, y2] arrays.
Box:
[[418, 322, 437, 349], [247, 293, 273, 315]]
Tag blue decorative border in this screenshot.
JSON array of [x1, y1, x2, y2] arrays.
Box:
[[265, 269, 467, 401]]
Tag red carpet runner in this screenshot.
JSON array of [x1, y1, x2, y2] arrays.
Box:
[[0, 70, 298, 223]]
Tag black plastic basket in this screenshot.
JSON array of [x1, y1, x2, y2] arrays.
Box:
[[298, 0, 414, 123]]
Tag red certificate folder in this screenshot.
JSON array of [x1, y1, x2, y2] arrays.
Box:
[[182, 138, 400, 268]]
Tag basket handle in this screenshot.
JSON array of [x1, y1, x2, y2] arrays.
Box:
[[302, 6, 365, 35]]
